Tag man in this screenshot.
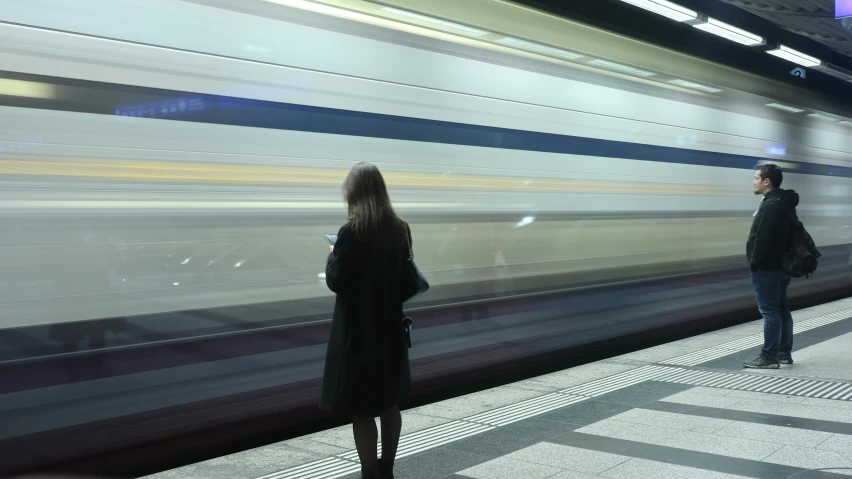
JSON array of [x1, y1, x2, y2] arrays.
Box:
[[744, 163, 799, 369]]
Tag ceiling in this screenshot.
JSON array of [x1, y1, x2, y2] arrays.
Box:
[[716, 0, 852, 57]]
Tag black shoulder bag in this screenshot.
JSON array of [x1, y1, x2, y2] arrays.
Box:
[[401, 223, 429, 348]]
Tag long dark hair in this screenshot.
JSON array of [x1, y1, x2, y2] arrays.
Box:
[[343, 162, 407, 249]]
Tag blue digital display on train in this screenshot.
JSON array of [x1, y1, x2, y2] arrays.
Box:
[[115, 97, 205, 118]]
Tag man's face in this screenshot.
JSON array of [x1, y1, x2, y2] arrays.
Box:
[[753, 170, 770, 195]]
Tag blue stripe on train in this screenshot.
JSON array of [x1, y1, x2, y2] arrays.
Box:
[[117, 93, 852, 178]]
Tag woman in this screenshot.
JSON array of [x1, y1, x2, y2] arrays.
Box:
[[321, 162, 413, 479]]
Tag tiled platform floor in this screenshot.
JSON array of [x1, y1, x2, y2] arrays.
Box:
[[147, 297, 852, 479]]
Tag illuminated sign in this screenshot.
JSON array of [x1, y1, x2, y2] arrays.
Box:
[[837, 0, 852, 18], [115, 97, 205, 118]]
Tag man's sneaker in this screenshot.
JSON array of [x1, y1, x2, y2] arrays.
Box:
[[744, 356, 780, 369], [778, 357, 794, 365]]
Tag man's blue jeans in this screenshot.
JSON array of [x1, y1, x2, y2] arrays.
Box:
[[751, 269, 793, 361]]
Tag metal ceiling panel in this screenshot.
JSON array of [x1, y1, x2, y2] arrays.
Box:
[[717, 0, 852, 57]]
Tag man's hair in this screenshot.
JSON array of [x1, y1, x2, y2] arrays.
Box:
[[757, 163, 783, 188]]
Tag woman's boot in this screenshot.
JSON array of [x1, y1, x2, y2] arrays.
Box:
[[361, 466, 380, 479], [378, 457, 395, 479]]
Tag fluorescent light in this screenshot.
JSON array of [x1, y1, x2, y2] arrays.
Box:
[[0, 79, 56, 99], [668, 79, 723, 92], [808, 113, 834, 121], [767, 103, 805, 113], [380, 7, 490, 37], [693, 17, 764, 46], [588, 59, 656, 77], [618, 0, 698, 22], [496, 37, 584, 60], [767, 45, 821, 67]]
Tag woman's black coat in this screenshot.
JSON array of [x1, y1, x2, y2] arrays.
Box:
[[319, 221, 412, 417]]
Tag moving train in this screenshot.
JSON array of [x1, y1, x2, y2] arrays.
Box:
[[0, 0, 850, 475]]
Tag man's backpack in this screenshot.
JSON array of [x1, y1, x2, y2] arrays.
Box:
[[781, 206, 821, 278]]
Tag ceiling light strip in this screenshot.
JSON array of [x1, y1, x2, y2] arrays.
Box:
[[693, 17, 764, 46], [618, 0, 698, 22], [767, 45, 822, 67]]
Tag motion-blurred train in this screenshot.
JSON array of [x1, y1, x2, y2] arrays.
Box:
[[0, 0, 850, 475]]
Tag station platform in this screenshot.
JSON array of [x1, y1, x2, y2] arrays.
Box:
[[147, 296, 852, 479]]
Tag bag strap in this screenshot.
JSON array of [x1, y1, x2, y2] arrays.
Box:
[[405, 222, 413, 260], [779, 203, 801, 253], [783, 203, 801, 229]]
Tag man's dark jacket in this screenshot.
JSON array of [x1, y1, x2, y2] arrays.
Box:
[[747, 188, 799, 271]]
